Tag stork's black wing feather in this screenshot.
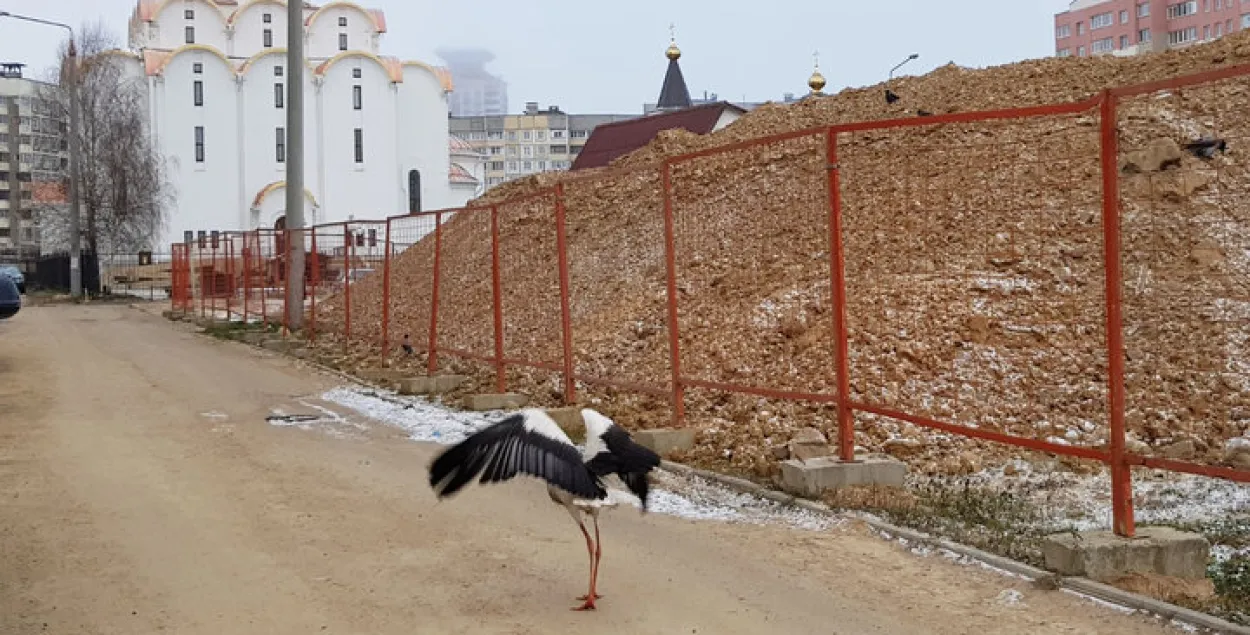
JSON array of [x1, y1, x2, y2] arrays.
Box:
[[584, 425, 662, 509], [428, 413, 606, 500]]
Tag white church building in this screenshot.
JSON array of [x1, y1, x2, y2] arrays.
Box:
[[113, 0, 482, 249]]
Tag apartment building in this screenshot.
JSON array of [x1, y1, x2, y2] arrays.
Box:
[[449, 102, 638, 190], [1054, 0, 1247, 58], [0, 62, 67, 258]]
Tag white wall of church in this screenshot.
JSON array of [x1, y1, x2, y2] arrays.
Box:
[[122, 0, 462, 250], [153, 0, 230, 51], [153, 48, 242, 247], [318, 55, 399, 222], [231, 1, 290, 59], [306, 5, 381, 60], [238, 51, 320, 229], [255, 186, 316, 229], [398, 66, 456, 213]]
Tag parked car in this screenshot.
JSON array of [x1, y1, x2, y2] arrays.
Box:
[[0, 265, 24, 294], [0, 274, 20, 320]]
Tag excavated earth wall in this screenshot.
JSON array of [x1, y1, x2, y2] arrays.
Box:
[[310, 35, 1250, 478]]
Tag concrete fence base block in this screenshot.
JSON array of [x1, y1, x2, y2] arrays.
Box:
[[1042, 527, 1211, 582], [261, 338, 295, 352], [779, 455, 907, 498], [464, 393, 529, 412], [397, 375, 468, 396], [545, 407, 586, 443], [357, 369, 405, 384], [241, 332, 269, 346], [634, 428, 696, 457], [645, 454, 1247, 634]]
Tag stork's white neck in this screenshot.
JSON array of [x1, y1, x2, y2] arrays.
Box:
[[580, 409, 615, 459]]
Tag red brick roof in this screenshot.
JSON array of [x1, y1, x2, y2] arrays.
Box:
[[570, 102, 743, 171], [449, 163, 478, 184]]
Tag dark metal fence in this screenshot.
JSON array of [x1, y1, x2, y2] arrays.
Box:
[[32, 252, 99, 294]]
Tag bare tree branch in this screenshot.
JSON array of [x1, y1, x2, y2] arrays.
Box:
[[36, 20, 172, 255]]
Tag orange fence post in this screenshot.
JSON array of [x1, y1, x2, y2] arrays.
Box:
[[210, 239, 217, 317], [553, 186, 577, 404], [660, 162, 686, 426], [825, 129, 856, 462], [309, 229, 319, 342], [427, 211, 443, 374], [490, 205, 506, 393], [380, 219, 392, 359], [171, 243, 185, 314], [281, 228, 289, 338], [199, 239, 205, 318], [225, 235, 234, 319], [343, 223, 352, 345], [1099, 90, 1135, 538], [259, 231, 269, 327], [242, 235, 251, 323]]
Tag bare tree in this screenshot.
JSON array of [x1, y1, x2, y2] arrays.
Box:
[[37, 20, 172, 255]]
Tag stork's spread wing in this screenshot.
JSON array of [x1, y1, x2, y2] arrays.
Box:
[[428, 411, 606, 500], [584, 425, 662, 510]]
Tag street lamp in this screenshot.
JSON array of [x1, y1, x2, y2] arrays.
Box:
[[885, 53, 920, 105], [0, 11, 83, 298]]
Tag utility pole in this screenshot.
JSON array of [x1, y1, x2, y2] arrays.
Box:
[[66, 38, 83, 298], [285, 0, 306, 329], [0, 12, 82, 298]]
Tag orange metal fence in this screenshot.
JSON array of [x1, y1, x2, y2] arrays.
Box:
[[169, 64, 1250, 537]]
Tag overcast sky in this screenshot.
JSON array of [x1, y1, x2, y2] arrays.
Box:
[[0, 0, 1066, 113]]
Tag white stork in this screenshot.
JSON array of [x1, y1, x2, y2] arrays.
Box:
[[427, 407, 662, 611]]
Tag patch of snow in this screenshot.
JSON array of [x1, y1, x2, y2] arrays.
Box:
[[318, 386, 840, 532], [934, 464, 1250, 532], [995, 589, 1025, 608], [971, 275, 1037, 294], [319, 386, 499, 444], [1061, 589, 1138, 615], [1168, 619, 1200, 634], [1226, 436, 1250, 453]]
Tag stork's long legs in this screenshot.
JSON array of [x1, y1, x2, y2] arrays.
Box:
[[590, 514, 603, 598], [578, 514, 604, 602], [573, 517, 598, 611]]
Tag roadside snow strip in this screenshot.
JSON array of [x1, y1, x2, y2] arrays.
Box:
[[317, 386, 839, 531], [312, 385, 1242, 635]]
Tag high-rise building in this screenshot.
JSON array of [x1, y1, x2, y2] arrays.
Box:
[[449, 102, 638, 191], [436, 48, 508, 117], [0, 62, 67, 258], [1054, 0, 1246, 58], [115, 0, 475, 250]]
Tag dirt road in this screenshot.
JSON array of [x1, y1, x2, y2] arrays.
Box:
[[0, 304, 1188, 634]]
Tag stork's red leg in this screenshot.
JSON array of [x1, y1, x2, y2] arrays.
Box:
[[572, 519, 598, 611], [578, 516, 605, 601], [589, 515, 603, 599]]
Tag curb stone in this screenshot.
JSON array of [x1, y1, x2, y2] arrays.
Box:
[[170, 311, 1250, 635], [663, 460, 1249, 635]]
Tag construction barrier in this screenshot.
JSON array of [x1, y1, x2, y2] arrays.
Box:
[[169, 65, 1250, 538]]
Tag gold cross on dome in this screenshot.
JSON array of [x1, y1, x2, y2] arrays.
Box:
[[669, 23, 676, 42]]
